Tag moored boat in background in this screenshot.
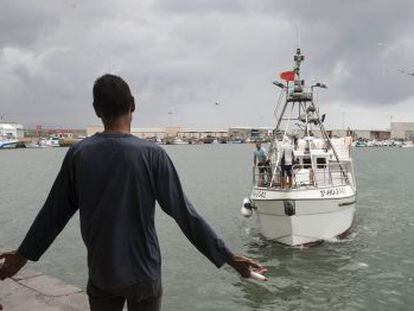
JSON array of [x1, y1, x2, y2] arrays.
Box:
[[401, 141, 414, 148], [0, 139, 18, 149]]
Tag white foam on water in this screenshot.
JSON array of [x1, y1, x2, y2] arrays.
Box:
[[325, 231, 358, 243], [338, 261, 369, 272]]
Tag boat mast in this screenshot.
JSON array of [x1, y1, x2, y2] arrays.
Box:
[[272, 48, 344, 164], [274, 48, 305, 132]]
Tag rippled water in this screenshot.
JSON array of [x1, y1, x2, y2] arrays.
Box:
[[1, 145, 414, 310]]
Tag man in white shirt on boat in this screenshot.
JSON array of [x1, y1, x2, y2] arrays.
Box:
[[253, 142, 270, 186], [278, 136, 295, 189]]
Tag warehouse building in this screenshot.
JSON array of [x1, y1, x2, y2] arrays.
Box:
[[310, 129, 390, 140], [86, 127, 228, 140], [0, 122, 24, 139], [391, 122, 414, 140], [228, 127, 273, 141], [177, 128, 228, 139]]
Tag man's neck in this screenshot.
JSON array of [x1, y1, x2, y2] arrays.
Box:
[[103, 115, 131, 134]]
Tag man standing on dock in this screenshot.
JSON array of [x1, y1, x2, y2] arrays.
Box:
[[0, 74, 266, 311]]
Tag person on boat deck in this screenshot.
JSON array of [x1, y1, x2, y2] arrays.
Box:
[[293, 135, 298, 150], [253, 142, 270, 186], [0, 74, 267, 311], [278, 136, 295, 189]]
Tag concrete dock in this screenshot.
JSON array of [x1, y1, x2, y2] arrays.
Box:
[[0, 269, 89, 310]]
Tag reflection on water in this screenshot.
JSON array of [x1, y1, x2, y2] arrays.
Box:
[[1, 146, 414, 310]]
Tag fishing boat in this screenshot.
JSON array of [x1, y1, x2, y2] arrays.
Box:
[[0, 139, 18, 149], [241, 48, 357, 246], [228, 139, 244, 144], [38, 137, 60, 147], [354, 140, 367, 148], [170, 137, 189, 145], [401, 141, 414, 148]]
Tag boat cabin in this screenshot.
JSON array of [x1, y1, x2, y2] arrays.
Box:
[[253, 137, 355, 190]]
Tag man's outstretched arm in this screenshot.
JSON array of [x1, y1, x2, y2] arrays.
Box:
[[153, 149, 266, 277], [0, 149, 78, 279]]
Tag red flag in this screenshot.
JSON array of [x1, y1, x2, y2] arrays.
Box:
[[280, 71, 296, 82]]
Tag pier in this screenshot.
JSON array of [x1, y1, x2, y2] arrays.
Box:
[[0, 269, 88, 310]]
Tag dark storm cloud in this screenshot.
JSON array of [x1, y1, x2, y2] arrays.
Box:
[[260, 0, 414, 105], [1, 0, 413, 129], [0, 1, 59, 48], [155, 0, 248, 15], [157, 0, 414, 104]]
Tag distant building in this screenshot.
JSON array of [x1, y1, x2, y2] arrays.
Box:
[[228, 127, 273, 141], [177, 128, 228, 139], [133, 128, 166, 139], [50, 132, 74, 139], [164, 127, 182, 139], [24, 127, 86, 139], [391, 122, 414, 140], [0, 122, 24, 139], [83, 126, 397, 142], [369, 130, 391, 140], [85, 126, 227, 140], [313, 129, 390, 140]]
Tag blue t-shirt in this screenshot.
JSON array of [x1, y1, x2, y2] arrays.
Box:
[[18, 133, 232, 290], [254, 147, 267, 163]]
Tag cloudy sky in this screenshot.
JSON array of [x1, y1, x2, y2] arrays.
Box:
[[1, 0, 414, 130]]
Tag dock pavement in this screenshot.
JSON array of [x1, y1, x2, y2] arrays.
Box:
[[0, 269, 89, 310]]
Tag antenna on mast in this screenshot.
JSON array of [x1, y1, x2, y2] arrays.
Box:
[[295, 24, 301, 49], [293, 48, 304, 82]]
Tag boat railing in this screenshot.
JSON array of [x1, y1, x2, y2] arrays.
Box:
[[252, 163, 351, 189], [293, 163, 350, 188], [252, 165, 275, 188], [316, 169, 349, 187]]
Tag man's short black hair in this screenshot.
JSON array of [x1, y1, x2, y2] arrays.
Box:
[[93, 74, 133, 121]]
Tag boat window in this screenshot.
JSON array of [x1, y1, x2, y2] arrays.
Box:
[[303, 157, 311, 168], [316, 157, 327, 169]]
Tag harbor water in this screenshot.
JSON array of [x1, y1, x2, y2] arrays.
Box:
[[1, 145, 414, 310]]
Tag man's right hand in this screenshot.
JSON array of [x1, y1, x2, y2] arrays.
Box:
[[0, 251, 28, 280], [227, 254, 268, 279]]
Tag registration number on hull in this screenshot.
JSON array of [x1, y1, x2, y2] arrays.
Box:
[[251, 190, 267, 199], [320, 187, 346, 198]]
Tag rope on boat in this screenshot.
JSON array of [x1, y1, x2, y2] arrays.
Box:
[[269, 103, 295, 186], [273, 89, 285, 122], [269, 88, 286, 156], [283, 103, 295, 139]]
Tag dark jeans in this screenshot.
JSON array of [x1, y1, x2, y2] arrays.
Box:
[[280, 165, 293, 177], [87, 279, 162, 311]]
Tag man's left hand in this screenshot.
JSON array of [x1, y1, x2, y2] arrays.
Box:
[[0, 250, 27, 280], [227, 254, 268, 279]]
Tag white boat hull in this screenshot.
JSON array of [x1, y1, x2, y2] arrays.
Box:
[[170, 139, 188, 145], [0, 140, 18, 149], [250, 186, 356, 246]]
